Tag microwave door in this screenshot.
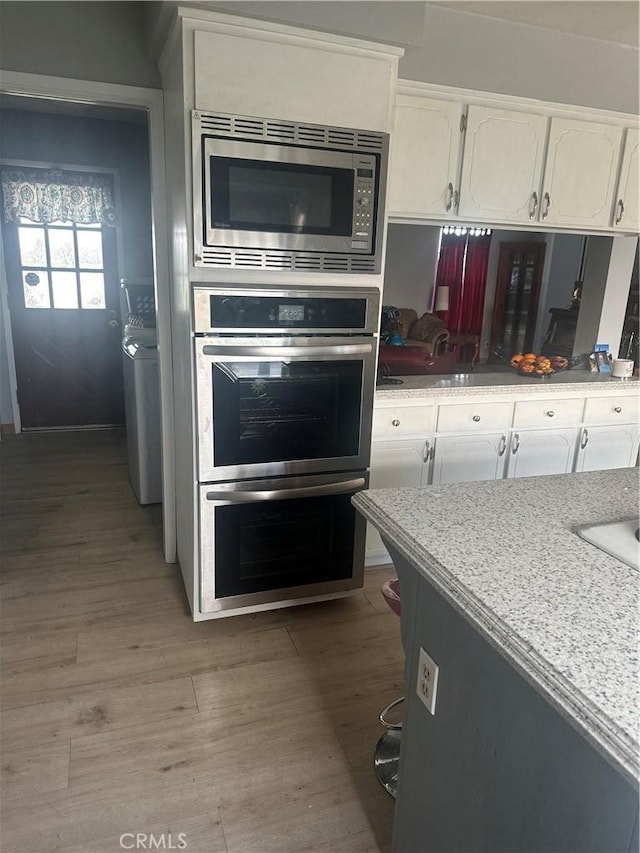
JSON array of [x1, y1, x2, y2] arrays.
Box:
[[203, 139, 361, 253]]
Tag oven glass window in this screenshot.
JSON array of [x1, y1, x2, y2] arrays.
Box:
[[214, 492, 356, 597], [211, 360, 363, 467], [210, 158, 354, 235]]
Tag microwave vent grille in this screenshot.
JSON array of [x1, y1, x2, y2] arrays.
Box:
[[198, 248, 375, 273], [200, 115, 233, 134], [198, 112, 385, 152]]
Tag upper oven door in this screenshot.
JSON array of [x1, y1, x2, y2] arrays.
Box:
[[195, 336, 376, 482], [202, 137, 375, 254]]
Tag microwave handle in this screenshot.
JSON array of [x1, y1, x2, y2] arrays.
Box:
[[206, 477, 366, 503], [201, 343, 374, 358]]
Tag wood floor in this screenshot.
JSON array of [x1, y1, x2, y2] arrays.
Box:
[[0, 430, 402, 853]]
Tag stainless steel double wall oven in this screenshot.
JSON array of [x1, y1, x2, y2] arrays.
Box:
[[194, 285, 380, 614]]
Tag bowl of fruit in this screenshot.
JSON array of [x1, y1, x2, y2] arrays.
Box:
[[510, 352, 569, 377]]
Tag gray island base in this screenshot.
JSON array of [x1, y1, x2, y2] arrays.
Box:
[[353, 468, 639, 853]]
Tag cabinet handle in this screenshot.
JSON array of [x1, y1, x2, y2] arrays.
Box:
[[580, 429, 589, 449], [529, 191, 538, 220], [542, 192, 551, 219], [498, 434, 507, 456], [453, 189, 460, 209], [446, 182, 454, 212], [392, 419, 400, 427], [511, 433, 520, 454], [472, 414, 481, 422], [615, 199, 625, 225], [423, 440, 431, 463], [614, 406, 622, 413], [546, 410, 555, 418]]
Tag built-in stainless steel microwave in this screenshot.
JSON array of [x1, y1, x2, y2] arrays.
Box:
[[192, 111, 388, 274]]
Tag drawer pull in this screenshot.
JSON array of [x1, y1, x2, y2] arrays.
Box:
[[392, 419, 401, 427], [546, 410, 555, 418], [614, 406, 622, 414], [472, 415, 481, 422]]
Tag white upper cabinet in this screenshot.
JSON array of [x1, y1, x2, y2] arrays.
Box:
[[540, 118, 623, 229], [457, 106, 548, 224], [388, 94, 464, 218], [612, 127, 639, 232]]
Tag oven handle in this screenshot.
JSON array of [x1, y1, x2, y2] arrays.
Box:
[[201, 343, 374, 358], [205, 477, 366, 503]]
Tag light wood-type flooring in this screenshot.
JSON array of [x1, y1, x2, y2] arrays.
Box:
[[0, 429, 402, 853]]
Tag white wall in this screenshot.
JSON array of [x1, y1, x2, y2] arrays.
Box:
[[382, 223, 441, 316], [202, 1, 638, 114], [0, 1, 161, 88], [1, 3, 636, 115]]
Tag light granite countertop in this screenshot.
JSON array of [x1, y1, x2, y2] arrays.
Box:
[[375, 369, 639, 400], [353, 468, 640, 786]]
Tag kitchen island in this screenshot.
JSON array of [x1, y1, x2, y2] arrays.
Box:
[[353, 468, 639, 853]]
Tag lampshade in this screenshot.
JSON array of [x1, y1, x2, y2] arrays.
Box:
[[435, 286, 450, 312]]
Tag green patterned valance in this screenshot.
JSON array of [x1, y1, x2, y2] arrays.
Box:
[[1, 167, 118, 226]]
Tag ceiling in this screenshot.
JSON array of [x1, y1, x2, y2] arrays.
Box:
[[426, 2, 639, 48]]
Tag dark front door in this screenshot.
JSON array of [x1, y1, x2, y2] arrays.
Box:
[[3, 219, 124, 428], [489, 242, 546, 361]]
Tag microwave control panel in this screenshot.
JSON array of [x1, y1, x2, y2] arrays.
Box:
[[353, 156, 376, 248]]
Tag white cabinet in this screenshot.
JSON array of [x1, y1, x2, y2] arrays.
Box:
[[506, 429, 578, 478], [388, 94, 464, 218], [575, 424, 640, 472], [432, 433, 508, 485], [366, 437, 431, 562], [540, 118, 623, 229], [457, 105, 548, 224], [612, 127, 640, 231]]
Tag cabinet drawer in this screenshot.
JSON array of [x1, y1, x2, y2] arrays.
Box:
[[513, 398, 583, 429], [583, 395, 639, 425], [373, 404, 435, 438], [437, 402, 512, 433]]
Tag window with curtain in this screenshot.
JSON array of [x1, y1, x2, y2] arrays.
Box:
[[435, 226, 492, 336], [1, 167, 118, 311]]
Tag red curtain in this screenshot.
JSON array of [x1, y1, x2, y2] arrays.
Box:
[[434, 232, 465, 331], [457, 232, 492, 335], [435, 230, 492, 336]]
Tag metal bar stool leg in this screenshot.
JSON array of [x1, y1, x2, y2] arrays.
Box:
[[375, 577, 403, 798], [374, 696, 404, 798]]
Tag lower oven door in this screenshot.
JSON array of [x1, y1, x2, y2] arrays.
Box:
[[199, 471, 367, 614], [195, 336, 376, 482]]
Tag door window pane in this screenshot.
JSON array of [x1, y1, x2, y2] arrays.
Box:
[[77, 230, 103, 268], [23, 271, 50, 308], [79, 273, 106, 309], [48, 230, 76, 268], [51, 271, 79, 308], [18, 227, 46, 266]]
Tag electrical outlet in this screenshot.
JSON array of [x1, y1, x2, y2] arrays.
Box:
[[416, 647, 439, 715]]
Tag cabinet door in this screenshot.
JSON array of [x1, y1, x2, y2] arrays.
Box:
[[612, 128, 639, 231], [506, 429, 578, 479], [575, 425, 640, 472], [388, 95, 464, 218], [366, 438, 429, 563], [457, 105, 547, 223], [432, 433, 507, 485], [541, 118, 623, 229]]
